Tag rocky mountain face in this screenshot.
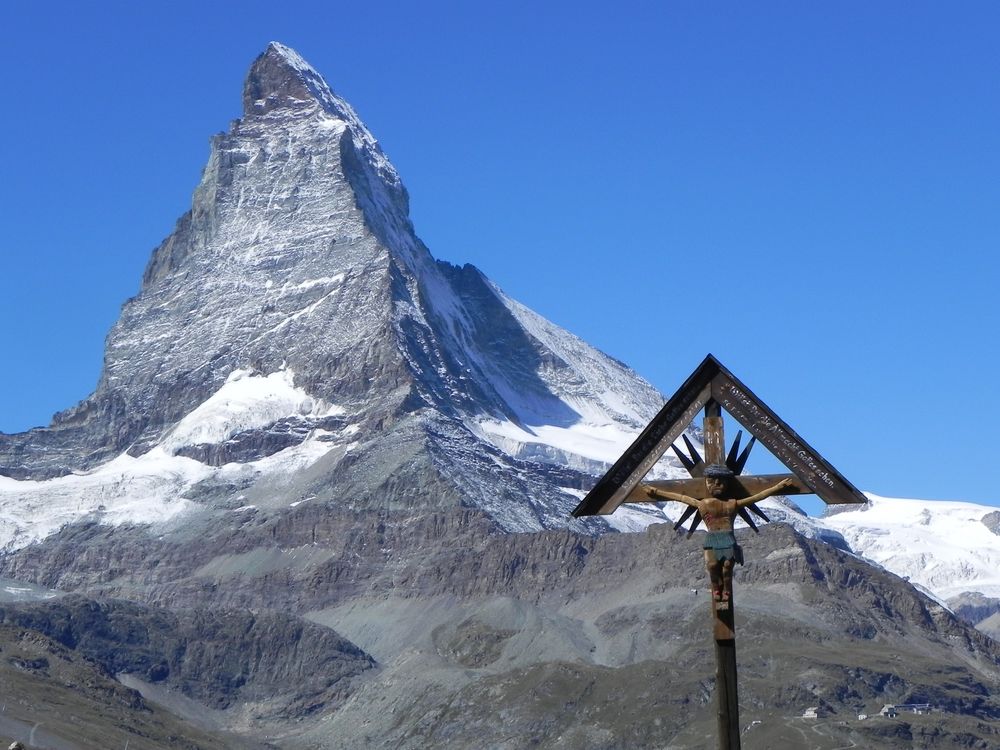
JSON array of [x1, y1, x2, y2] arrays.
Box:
[[1, 509, 998, 748], [0, 596, 374, 718], [0, 620, 256, 750], [0, 42, 670, 538], [1, 43, 998, 749]]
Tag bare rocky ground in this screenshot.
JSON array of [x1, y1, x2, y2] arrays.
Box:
[[1, 509, 997, 749], [949, 591, 1000, 641], [0, 621, 254, 749]]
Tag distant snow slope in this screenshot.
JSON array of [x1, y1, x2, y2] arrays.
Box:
[[823, 494, 1000, 600], [159, 369, 343, 454], [0, 368, 356, 551]]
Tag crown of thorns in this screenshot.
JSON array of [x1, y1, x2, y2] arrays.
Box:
[[703, 464, 734, 478]]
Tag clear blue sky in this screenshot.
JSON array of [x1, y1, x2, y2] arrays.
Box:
[[2, 2, 998, 507]]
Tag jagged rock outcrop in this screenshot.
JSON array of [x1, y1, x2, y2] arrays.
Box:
[[0, 621, 246, 748], [0, 595, 375, 720]]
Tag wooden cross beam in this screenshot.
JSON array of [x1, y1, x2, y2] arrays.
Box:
[[570, 355, 868, 750], [572, 354, 866, 518]]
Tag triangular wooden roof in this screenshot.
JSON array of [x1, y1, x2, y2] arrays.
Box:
[[572, 354, 867, 516]]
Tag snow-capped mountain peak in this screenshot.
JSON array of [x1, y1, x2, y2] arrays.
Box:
[[242, 41, 404, 205], [245, 41, 368, 129], [0, 42, 670, 540], [6, 42, 993, 622]]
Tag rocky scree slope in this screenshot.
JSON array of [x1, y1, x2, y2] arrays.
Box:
[[0, 595, 375, 721], [0, 620, 259, 750], [2, 507, 999, 747]]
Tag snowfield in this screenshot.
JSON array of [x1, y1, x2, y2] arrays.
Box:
[[0, 370, 348, 552], [824, 493, 1000, 600], [160, 368, 344, 454]]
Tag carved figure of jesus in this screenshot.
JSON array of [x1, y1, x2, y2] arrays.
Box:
[[644, 466, 793, 608]]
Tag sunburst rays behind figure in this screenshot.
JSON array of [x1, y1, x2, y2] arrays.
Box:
[[662, 430, 771, 536]]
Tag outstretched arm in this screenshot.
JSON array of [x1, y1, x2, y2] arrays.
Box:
[[643, 486, 700, 508], [735, 477, 794, 508]]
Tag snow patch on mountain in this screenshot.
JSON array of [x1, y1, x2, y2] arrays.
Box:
[[0, 450, 206, 551], [475, 418, 644, 472], [0, 433, 345, 552], [160, 368, 343, 454], [823, 494, 1000, 600], [453, 281, 671, 476], [493, 287, 662, 428], [0, 369, 353, 551]]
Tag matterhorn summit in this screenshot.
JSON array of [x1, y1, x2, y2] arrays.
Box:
[[0, 42, 670, 543]]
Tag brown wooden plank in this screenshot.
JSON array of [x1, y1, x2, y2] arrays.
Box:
[[714, 634, 740, 748], [704, 399, 725, 469], [713, 593, 737, 641], [625, 478, 706, 503], [631, 473, 803, 504], [710, 370, 867, 505], [727, 473, 806, 498]]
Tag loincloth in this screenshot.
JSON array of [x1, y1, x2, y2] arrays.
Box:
[[703, 530, 744, 565]]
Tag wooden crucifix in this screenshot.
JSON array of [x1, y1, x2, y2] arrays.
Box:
[[571, 355, 866, 750]]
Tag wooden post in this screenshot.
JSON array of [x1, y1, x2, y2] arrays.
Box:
[[704, 401, 741, 750], [703, 399, 725, 466], [716, 634, 741, 749]]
